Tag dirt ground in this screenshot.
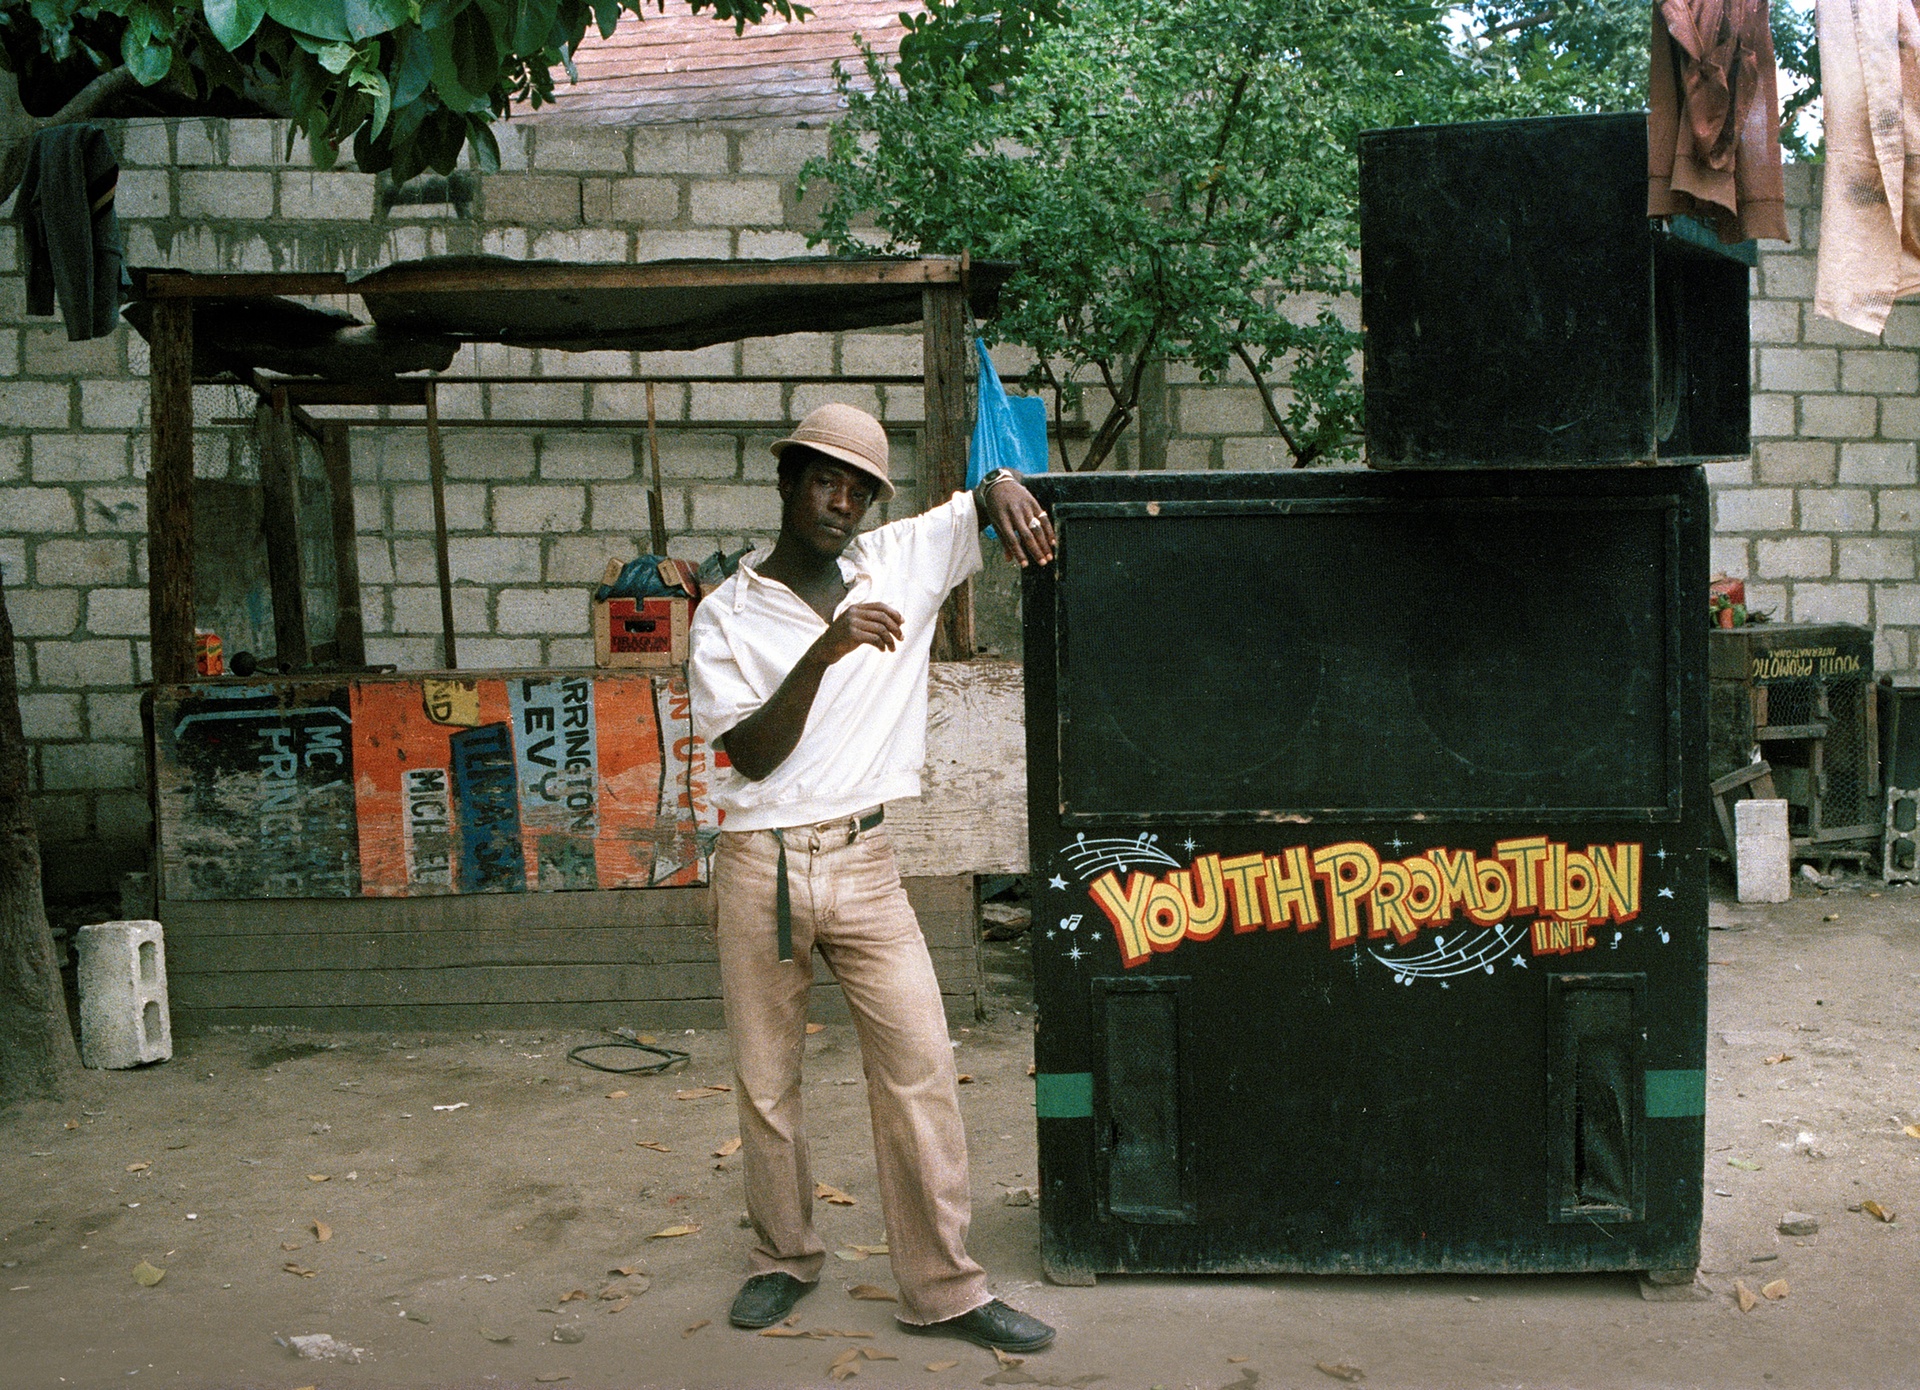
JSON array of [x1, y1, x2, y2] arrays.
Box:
[[3, 880, 1918, 1390]]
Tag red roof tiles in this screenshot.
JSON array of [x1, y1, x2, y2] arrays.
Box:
[[519, 0, 916, 126]]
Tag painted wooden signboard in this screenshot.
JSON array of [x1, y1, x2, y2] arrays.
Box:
[[154, 672, 714, 901]]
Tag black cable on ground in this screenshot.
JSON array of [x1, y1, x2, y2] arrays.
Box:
[[566, 1028, 692, 1075]]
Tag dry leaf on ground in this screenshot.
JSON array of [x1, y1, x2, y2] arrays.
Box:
[[1903, 1124, 1920, 1139], [132, 1261, 165, 1287], [683, 1319, 711, 1337], [1762, 1279, 1789, 1300], [926, 1361, 959, 1372], [714, 1138, 742, 1157], [608, 1264, 647, 1277], [606, 1090, 628, 1100], [635, 1141, 670, 1153], [1862, 1200, 1896, 1222], [835, 1248, 868, 1262], [282, 1263, 316, 1278], [816, 1182, 857, 1205], [848, 1284, 896, 1301], [831, 1349, 863, 1368], [126, 1161, 149, 1172], [311, 1220, 331, 1243], [281, 1241, 301, 1252], [650, 1224, 700, 1239], [1763, 1053, 1792, 1065], [992, 1349, 1023, 1367], [479, 1327, 512, 1343], [602, 1296, 631, 1314], [862, 1348, 898, 1361], [674, 1085, 732, 1101], [957, 1074, 974, 1084], [533, 1375, 571, 1384], [830, 1363, 861, 1381], [1735, 1280, 1758, 1312], [807, 1023, 827, 1034], [1316, 1362, 1365, 1382], [306, 1174, 329, 1183], [1728, 1158, 1762, 1171], [1228, 1356, 1250, 1363], [560, 1289, 588, 1303], [760, 1327, 809, 1338]]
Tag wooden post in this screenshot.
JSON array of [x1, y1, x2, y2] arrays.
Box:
[[258, 391, 310, 669], [424, 383, 458, 669], [319, 422, 366, 668], [922, 282, 972, 661], [146, 298, 195, 685]]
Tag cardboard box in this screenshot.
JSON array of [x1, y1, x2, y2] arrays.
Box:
[[594, 594, 688, 667], [592, 559, 690, 667]]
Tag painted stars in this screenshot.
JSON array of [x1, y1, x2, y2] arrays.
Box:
[[1656, 886, 1675, 899], [1510, 955, 1528, 969], [1181, 836, 1197, 854], [1066, 945, 1085, 964], [1047, 874, 1067, 891]]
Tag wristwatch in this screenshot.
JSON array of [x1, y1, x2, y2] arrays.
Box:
[[973, 467, 1020, 512]]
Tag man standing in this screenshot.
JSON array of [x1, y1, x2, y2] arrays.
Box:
[[688, 402, 1057, 1353]]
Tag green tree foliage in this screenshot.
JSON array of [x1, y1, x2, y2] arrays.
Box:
[[812, 0, 1813, 469], [0, 0, 810, 182]]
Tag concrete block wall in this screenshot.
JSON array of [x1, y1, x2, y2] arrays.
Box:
[[1722, 164, 1920, 674], [0, 131, 1887, 890]]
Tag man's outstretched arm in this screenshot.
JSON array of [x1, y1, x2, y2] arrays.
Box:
[[719, 602, 904, 781]]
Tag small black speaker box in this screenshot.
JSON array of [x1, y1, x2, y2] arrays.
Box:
[[1360, 112, 1751, 468]]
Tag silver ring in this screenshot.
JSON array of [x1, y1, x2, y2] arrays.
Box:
[[1026, 516, 1044, 529]]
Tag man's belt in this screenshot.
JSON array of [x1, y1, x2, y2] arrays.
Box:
[[769, 808, 885, 962]]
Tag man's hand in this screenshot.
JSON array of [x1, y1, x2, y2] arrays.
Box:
[[811, 601, 904, 665], [982, 478, 1056, 568]]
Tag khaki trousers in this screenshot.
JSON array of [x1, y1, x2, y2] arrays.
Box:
[[713, 820, 992, 1325]]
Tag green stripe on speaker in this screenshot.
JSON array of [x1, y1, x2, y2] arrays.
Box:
[[1034, 1072, 1093, 1119], [1645, 1069, 1706, 1117]]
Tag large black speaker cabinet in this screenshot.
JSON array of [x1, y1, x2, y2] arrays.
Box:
[[1361, 111, 1752, 469]]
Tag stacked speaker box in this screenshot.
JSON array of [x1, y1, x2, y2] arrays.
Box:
[[1360, 111, 1751, 469], [1026, 111, 1726, 1282]]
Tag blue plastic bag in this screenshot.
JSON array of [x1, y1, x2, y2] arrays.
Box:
[[966, 339, 1049, 537]]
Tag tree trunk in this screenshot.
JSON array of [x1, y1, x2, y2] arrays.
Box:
[[0, 65, 139, 207], [0, 574, 81, 1106]]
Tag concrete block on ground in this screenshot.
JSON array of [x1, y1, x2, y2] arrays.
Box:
[[1735, 799, 1791, 904], [77, 920, 172, 1068]]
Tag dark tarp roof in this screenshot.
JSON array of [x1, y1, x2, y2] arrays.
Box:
[[122, 256, 1010, 380], [345, 256, 1010, 353]]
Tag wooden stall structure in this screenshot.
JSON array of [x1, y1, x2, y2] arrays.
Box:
[[133, 256, 1027, 1029]]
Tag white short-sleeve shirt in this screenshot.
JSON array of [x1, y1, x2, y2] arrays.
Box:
[[688, 490, 984, 831]]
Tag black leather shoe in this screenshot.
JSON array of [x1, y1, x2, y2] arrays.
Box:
[[729, 1272, 816, 1328], [901, 1298, 1055, 1353]]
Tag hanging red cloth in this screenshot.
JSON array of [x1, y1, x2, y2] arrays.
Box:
[[1647, 0, 1790, 244]]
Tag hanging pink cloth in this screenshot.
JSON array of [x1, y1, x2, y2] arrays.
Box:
[[1648, 0, 1790, 244], [1813, 0, 1920, 335]]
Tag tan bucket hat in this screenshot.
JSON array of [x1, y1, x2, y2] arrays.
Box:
[[769, 402, 895, 499]]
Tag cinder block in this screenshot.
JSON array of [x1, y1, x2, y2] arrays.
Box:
[[1788, 581, 1868, 625], [1840, 441, 1917, 486], [610, 177, 681, 224], [1841, 349, 1919, 395], [480, 175, 581, 224], [631, 128, 730, 175], [491, 484, 586, 533], [278, 171, 376, 220], [1734, 800, 1790, 903], [1749, 393, 1795, 439], [77, 920, 172, 1069], [739, 127, 829, 176], [1797, 393, 1876, 439], [529, 228, 631, 262], [1798, 488, 1875, 533], [1753, 441, 1835, 487], [1714, 488, 1794, 532], [1756, 536, 1831, 578], [1757, 347, 1836, 392], [533, 125, 630, 171], [177, 169, 274, 219]]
